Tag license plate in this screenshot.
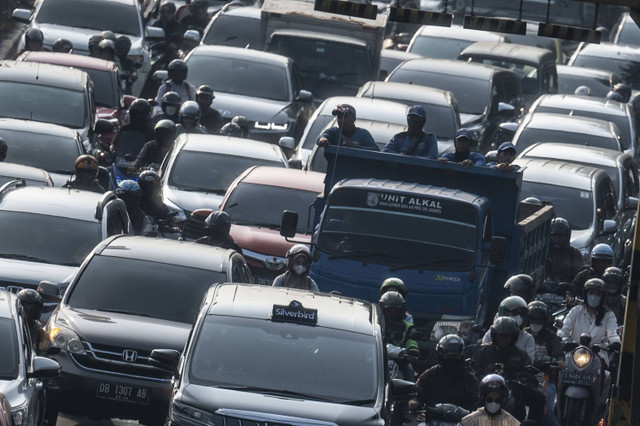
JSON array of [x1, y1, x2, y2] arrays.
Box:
[[96, 382, 150, 404], [563, 372, 595, 385], [255, 276, 273, 286]]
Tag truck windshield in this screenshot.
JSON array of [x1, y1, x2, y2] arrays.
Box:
[[317, 190, 477, 271], [189, 315, 379, 404], [521, 181, 594, 230]]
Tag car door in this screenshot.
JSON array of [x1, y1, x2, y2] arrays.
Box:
[[18, 312, 43, 426]]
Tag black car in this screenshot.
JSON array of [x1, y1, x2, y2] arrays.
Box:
[[42, 235, 253, 425], [200, 4, 261, 48]]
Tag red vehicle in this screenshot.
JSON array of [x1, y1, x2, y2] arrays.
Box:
[[219, 166, 325, 285]]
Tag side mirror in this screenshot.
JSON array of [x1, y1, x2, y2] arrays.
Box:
[[183, 29, 201, 44], [280, 210, 299, 238], [153, 70, 168, 82], [296, 90, 313, 103], [145, 26, 165, 41], [278, 137, 295, 150], [94, 119, 115, 134], [390, 379, 417, 398], [11, 8, 31, 23], [489, 236, 507, 264], [627, 196, 638, 210], [149, 349, 180, 375], [602, 219, 617, 235], [497, 102, 515, 117], [27, 356, 60, 379], [37, 281, 62, 303]]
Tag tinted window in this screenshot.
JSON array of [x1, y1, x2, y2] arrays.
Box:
[[515, 127, 619, 153], [409, 37, 476, 60], [0, 318, 19, 379], [0, 82, 87, 128], [556, 73, 611, 97], [187, 54, 290, 101], [572, 55, 640, 90], [203, 14, 260, 48], [301, 115, 334, 150], [37, 0, 141, 36], [224, 182, 320, 234], [0, 211, 101, 266], [596, 178, 617, 221], [521, 181, 594, 230], [617, 20, 640, 46], [0, 129, 81, 173], [81, 68, 118, 108], [67, 256, 227, 323], [190, 316, 379, 403]]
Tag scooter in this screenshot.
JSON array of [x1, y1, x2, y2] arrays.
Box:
[[108, 131, 147, 189], [386, 344, 417, 426]]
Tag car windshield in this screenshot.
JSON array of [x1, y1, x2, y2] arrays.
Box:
[[572, 55, 640, 90], [81, 68, 118, 108], [388, 69, 489, 115], [189, 315, 379, 403], [37, 0, 141, 36], [0, 211, 101, 266], [0, 318, 18, 379], [67, 255, 227, 323], [316, 188, 477, 270], [409, 37, 477, 60], [0, 129, 80, 173], [187, 55, 290, 101], [203, 14, 260, 48], [515, 127, 619, 153], [557, 73, 611, 97], [521, 181, 594, 230], [169, 150, 284, 193], [224, 183, 319, 234], [0, 82, 87, 128], [617, 21, 640, 46], [0, 175, 47, 186]]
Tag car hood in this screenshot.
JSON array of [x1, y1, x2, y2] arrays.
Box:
[[211, 92, 292, 123], [55, 307, 191, 351], [570, 228, 594, 251], [164, 185, 224, 213], [0, 258, 77, 289], [230, 225, 311, 258], [36, 24, 144, 56], [50, 171, 73, 187], [179, 385, 381, 426]]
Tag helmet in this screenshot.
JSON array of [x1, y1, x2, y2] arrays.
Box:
[[0, 137, 7, 161], [52, 38, 73, 53], [204, 211, 231, 235], [603, 266, 625, 294], [196, 84, 215, 99], [101, 30, 116, 42], [379, 290, 406, 310], [380, 278, 408, 299], [138, 169, 161, 193], [191, 0, 207, 8], [17, 289, 43, 324], [161, 91, 182, 114], [74, 154, 99, 177], [88, 34, 105, 52], [129, 98, 151, 124], [25, 28, 44, 46], [479, 374, 509, 402], [606, 91, 624, 102], [286, 244, 312, 268], [116, 180, 142, 208], [179, 101, 201, 126], [115, 35, 132, 56], [614, 83, 632, 102], [98, 39, 116, 57], [527, 301, 549, 325], [220, 122, 243, 137], [550, 217, 571, 236], [231, 115, 249, 130], [160, 1, 176, 14], [168, 59, 188, 82], [497, 295, 528, 317], [436, 334, 465, 363], [489, 316, 520, 347], [591, 243, 614, 264], [154, 118, 176, 139], [503, 274, 533, 300], [574, 85, 591, 96], [584, 278, 605, 294]]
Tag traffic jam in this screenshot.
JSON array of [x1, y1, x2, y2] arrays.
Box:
[[0, 0, 638, 424]]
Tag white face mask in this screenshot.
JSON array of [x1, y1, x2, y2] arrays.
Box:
[[587, 295, 601, 308], [293, 265, 307, 275], [165, 106, 177, 116], [485, 402, 501, 414], [512, 315, 523, 327], [529, 323, 544, 333]]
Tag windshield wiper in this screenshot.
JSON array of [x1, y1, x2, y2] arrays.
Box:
[[215, 385, 331, 402], [0, 253, 53, 264], [340, 398, 376, 406], [177, 187, 226, 195], [96, 308, 151, 317], [390, 258, 467, 272]]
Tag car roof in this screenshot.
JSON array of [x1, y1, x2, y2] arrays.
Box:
[[393, 58, 517, 80], [556, 64, 616, 80], [238, 166, 325, 192], [316, 96, 409, 119], [519, 143, 627, 168], [188, 45, 292, 67], [515, 157, 606, 190], [179, 134, 286, 161], [269, 29, 367, 47], [0, 60, 88, 90], [0, 118, 80, 139], [415, 25, 506, 42], [17, 52, 118, 72], [0, 162, 50, 182], [459, 41, 555, 64], [99, 235, 235, 271], [575, 42, 640, 60], [520, 113, 619, 136], [358, 81, 455, 107], [533, 94, 628, 118], [0, 186, 105, 221], [220, 5, 261, 18], [0, 290, 17, 320], [206, 283, 377, 335]]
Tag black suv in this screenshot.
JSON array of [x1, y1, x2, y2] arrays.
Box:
[[42, 235, 253, 425]]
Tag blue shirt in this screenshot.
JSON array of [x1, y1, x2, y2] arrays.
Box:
[[442, 151, 486, 166], [317, 126, 380, 151], [383, 131, 438, 158]]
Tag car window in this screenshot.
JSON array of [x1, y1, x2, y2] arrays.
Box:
[[571, 55, 640, 90], [203, 13, 260, 48], [106, 210, 127, 236], [301, 115, 333, 150], [515, 127, 620, 153], [37, 0, 141, 36], [556, 73, 611, 97], [409, 37, 477, 60], [67, 255, 228, 324], [617, 20, 640, 46], [81, 68, 118, 108], [0, 129, 81, 173], [596, 178, 618, 223], [0, 318, 19, 379], [520, 181, 594, 230]]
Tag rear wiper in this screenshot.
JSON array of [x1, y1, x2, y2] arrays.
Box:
[[216, 385, 331, 401], [0, 253, 52, 264], [96, 308, 151, 317]]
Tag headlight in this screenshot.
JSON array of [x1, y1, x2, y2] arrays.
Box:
[[11, 407, 26, 426], [48, 323, 86, 355], [431, 320, 475, 342], [254, 122, 290, 131], [573, 347, 592, 368], [172, 402, 215, 425]]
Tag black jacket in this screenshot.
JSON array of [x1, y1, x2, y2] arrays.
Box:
[[472, 344, 532, 381], [414, 364, 478, 410]]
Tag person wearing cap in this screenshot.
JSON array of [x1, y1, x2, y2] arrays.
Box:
[[487, 142, 519, 172], [439, 128, 486, 167], [383, 105, 438, 158], [196, 85, 223, 134], [316, 104, 379, 152]]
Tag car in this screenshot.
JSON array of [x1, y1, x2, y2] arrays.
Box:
[[387, 58, 524, 152], [159, 133, 289, 230], [184, 45, 314, 144], [158, 283, 399, 426], [220, 166, 325, 285], [515, 157, 621, 261], [505, 23, 563, 64], [200, 4, 261, 48], [406, 24, 507, 60], [0, 163, 53, 187], [528, 94, 639, 160], [568, 42, 640, 93], [0, 184, 130, 315], [556, 64, 621, 98], [42, 235, 253, 425], [512, 113, 623, 154], [12, 0, 155, 97], [458, 41, 558, 107], [610, 12, 640, 47], [378, 49, 421, 80], [0, 119, 85, 186], [0, 290, 60, 426]]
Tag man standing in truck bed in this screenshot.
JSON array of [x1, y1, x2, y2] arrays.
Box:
[[317, 104, 379, 151]]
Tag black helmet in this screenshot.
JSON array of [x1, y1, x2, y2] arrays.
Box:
[[115, 35, 132, 56], [220, 122, 243, 137], [550, 217, 571, 236], [479, 374, 509, 402], [591, 243, 614, 265], [603, 266, 625, 294], [205, 211, 231, 235], [98, 39, 116, 58], [497, 295, 527, 317], [129, 98, 151, 124], [88, 34, 105, 52], [25, 28, 44, 46], [138, 169, 161, 193], [160, 1, 176, 14], [286, 244, 312, 268], [584, 278, 605, 294], [168, 59, 188, 82], [17, 289, 43, 325], [101, 30, 116, 42], [503, 274, 533, 301], [196, 84, 215, 99], [161, 91, 182, 116], [179, 101, 201, 126], [527, 301, 549, 325], [380, 277, 408, 299], [0, 137, 7, 161], [614, 83, 632, 102], [154, 118, 177, 139], [379, 290, 406, 310], [74, 154, 99, 178], [490, 316, 520, 347], [52, 38, 73, 53], [436, 334, 465, 364]]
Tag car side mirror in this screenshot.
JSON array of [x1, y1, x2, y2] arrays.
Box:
[[627, 196, 638, 210], [296, 90, 313, 103], [183, 29, 201, 44], [489, 236, 507, 264], [497, 102, 515, 117], [602, 219, 617, 235], [278, 137, 295, 150], [149, 349, 180, 376], [37, 281, 62, 303], [145, 26, 165, 41], [390, 379, 417, 398], [11, 8, 31, 23], [94, 119, 115, 134], [27, 357, 60, 379], [280, 210, 299, 239], [153, 70, 168, 82]]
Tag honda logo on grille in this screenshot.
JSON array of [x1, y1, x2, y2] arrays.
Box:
[[122, 350, 138, 362]]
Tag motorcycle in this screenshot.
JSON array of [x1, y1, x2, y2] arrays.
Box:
[[108, 131, 147, 189], [406, 404, 470, 426], [386, 344, 417, 426]]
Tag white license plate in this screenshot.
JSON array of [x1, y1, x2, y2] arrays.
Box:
[[96, 382, 149, 404]]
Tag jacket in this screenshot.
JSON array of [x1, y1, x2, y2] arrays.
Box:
[[459, 408, 520, 426], [386, 319, 419, 357], [383, 131, 438, 158]]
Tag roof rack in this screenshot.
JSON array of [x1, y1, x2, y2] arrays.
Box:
[[0, 179, 26, 198], [94, 190, 117, 220]]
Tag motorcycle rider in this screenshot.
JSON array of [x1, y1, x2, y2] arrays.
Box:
[[155, 59, 197, 107], [153, 91, 182, 124], [176, 101, 207, 134], [459, 374, 519, 426], [607, 83, 632, 103], [410, 334, 478, 411], [152, 2, 185, 43], [63, 155, 105, 193], [17, 289, 45, 352], [380, 291, 419, 374], [272, 244, 319, 291], [138, 170, 171, 223], [572, 243, 614, 296], [603, 266, 626, 324], [196, 211, 243, 254], [545, 217, 585, 288], [380, 277, 413, 324], [88, 34, 104, 57], [131, 119, 177, 171], [179, 0, 210, 35], [116, 180, 151, 235], [503, 274, 535, 303], [52, 38, 73, 53], [195, 85, 224, 134], [0, 137, 7, 161], [97, 39, 118, 64], [115, 35, 138, 94], [111, 98, 155, 155], [23, 28, 45, 53], [483, 296, 536, 360]]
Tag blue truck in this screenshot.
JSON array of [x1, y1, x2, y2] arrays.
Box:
[[283, 146, 553, 342]]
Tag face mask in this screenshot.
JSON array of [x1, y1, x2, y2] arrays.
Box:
[[529, 323, 544, 333], [293, 265, 307, 275], [485, 402, 501, 415], [165, 106, 177, 116], [512, 315, 523, 327], [587, 295, 601, 308]]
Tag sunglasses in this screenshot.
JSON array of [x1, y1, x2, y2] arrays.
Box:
[[486, 397, 502, 403]]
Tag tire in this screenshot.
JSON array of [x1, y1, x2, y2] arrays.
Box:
[[564, 396, 587, 426]]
